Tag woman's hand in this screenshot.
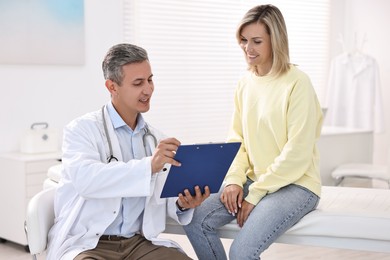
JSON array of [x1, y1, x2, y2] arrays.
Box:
[[220, 184, 243, 216], [151, 138, 181, 173]]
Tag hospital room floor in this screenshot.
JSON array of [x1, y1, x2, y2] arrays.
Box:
[[1, 234, 390, 260]]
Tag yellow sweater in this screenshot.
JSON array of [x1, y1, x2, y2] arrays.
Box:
[[225, 65, 323, 205]]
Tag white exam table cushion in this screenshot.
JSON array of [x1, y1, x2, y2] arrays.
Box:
[[165, 186, 390, 252], [285, 186, 390, 240], [47, 164, 62, 182], [43, 164, 62, 189]]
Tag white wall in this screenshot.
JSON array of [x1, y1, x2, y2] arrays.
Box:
[[0, 0, 389, 164], [0, 0, 123, 153]]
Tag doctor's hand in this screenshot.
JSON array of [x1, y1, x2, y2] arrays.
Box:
[[220, 184, 243, 216], [177, 186, 211, 210], [151, 137, 181, 174]]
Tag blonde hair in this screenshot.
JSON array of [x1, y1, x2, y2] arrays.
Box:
[[236, 5, 290, 77]]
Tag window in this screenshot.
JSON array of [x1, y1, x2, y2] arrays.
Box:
[[122, 0, 330, 143]]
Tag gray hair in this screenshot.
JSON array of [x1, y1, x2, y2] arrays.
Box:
[[102, 43, 149, 85]]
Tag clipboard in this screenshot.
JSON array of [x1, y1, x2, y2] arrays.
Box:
[[160, 142, 241, 198]]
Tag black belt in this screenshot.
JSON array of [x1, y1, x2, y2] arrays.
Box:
[[100, 235, 130, 241]]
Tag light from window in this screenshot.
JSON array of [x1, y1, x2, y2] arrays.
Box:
[[122, 0, 330, 143]]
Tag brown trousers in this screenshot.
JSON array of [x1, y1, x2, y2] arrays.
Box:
[[74, 234, 192, 260]]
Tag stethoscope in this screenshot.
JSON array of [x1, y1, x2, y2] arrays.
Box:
[[101, 106, 158, 163]]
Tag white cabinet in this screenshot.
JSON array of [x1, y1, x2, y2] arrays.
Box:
[[0, 151, 61, 247]]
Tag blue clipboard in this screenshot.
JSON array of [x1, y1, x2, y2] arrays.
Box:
[[160, 142, 241, 198]]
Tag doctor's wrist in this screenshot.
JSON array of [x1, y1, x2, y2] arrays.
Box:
[[176, 200, 189, 212]]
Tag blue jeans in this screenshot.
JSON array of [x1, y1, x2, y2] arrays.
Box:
[[183, 179, 319, 260]]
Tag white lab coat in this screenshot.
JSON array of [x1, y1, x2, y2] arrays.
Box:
[[324, 52, 384, 133], [46, 106, 194, 260]]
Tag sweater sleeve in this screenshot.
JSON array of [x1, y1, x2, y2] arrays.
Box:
[[224, 83, 251, 187]]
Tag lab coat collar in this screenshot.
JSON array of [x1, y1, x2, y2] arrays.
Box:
[[339, 52, 371, 76]]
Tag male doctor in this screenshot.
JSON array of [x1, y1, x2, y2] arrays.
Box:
[[47, 43, 210, 260]]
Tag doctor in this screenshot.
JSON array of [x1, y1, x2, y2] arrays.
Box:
[[47, 43, 210, 260]]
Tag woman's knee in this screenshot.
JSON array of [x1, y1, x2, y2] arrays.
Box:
[[229, 242, 253, 260], [229, 242, 264, 260]]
